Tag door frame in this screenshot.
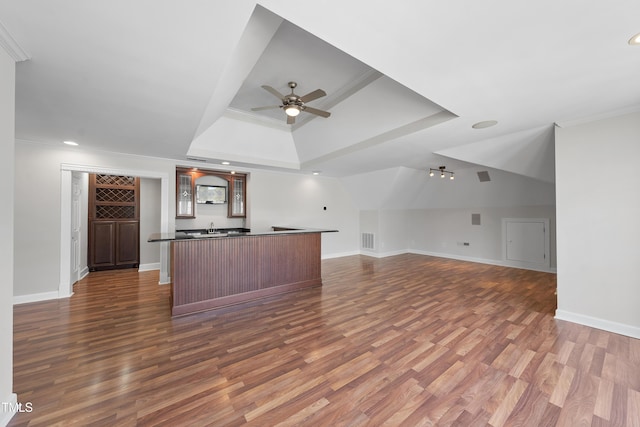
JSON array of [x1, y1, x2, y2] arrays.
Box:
[[70, 173, 83, 285], [501, 218, 550, 270], [59, 164, 170, 298]]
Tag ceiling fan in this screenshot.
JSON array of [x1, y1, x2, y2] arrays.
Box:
[[251, 81, 331, 124]]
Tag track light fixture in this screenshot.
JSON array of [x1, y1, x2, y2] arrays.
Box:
[[429, 166, 454, 180]]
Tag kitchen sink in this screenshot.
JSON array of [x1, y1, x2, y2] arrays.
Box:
[[186, 232, 227, 238]]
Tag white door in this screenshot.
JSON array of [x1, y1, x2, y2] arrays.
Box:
[[70, 174, 82, 284], [503, 219, 549, 267]]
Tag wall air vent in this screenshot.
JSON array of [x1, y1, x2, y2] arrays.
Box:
[[361, 232, 375, 250], [477, 171, 491, 182], [472, 213, 481, 225]]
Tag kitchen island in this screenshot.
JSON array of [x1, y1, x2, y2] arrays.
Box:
[[148, 227, 337, 316]]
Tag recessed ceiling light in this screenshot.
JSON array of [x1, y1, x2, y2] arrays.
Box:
[[63, 140, 78, 146], [221, 161, 230, 165], [472, 120, 498, 129], [312, 171, 321, 175], [629, 32, 640, 45]]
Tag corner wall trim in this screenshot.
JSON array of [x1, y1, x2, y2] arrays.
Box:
[[79, 267, 89, 281], [0, 20, 30, 61], [555, 310, 640, 340]]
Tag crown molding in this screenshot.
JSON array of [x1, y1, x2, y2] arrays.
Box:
[[0, 19, 30, 62]]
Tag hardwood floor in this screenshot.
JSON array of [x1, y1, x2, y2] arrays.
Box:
[[10, 254, 640, 426]]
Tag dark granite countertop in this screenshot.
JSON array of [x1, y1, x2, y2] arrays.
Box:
[[148, 226, 337, 242]]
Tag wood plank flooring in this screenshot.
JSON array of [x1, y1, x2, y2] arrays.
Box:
[[10, 254, 640, 426]]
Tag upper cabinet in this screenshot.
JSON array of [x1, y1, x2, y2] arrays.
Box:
[[176, 169, 195, 218], [229, 175, 246, 217], [175, 167, 247, 219]]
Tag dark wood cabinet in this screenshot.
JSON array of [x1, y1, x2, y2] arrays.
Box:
[[90, 221, 140, 268], [88, 174, 140, 271], [175, 167, 246, 219], [91, 221, 115, 266]]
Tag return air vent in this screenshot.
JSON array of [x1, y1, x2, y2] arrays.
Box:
[[477, 171, 491, 182], [361, 232, 375, 250]]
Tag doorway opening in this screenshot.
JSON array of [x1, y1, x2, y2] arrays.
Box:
[[59, 164, 170, 298]]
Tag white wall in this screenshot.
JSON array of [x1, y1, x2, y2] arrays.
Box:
[[356, 206, 556, 268], [14, 141, 176, 298], [13, 143, 361, 299], [555, 112, 640, 339], [344, 165, 557, 267], [359, 209, 409, 257], [341, 166, 556, 211], [359, 210, 379, 255], [0, 46, 16, 426], [139, 178, 162, 269], [407, 205, 556, 269], [248, 170, 360, 257]]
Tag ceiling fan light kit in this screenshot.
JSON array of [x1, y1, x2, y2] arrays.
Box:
[[252, 81, 331, 124], [284, 105, 300, 117]]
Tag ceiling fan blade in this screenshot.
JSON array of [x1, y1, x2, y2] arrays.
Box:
[[286, 115, 296, 125], [299, 89, 326, 103], [261, 85, 285, 100], [251, 105, 280, 111], [303, 106, 331, 118]]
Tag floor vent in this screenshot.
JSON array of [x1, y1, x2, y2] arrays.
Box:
[[361, 232, 375, 250]]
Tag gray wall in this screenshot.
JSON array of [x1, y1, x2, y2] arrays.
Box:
[[13, 142, 177, 298], [12, 142, 361, 299], [139, 177, 162, 269], [556, 111, 640, 338], [345, 165, 557, 269], [0, 46, 16, 424], [407, 205, 556, 268]]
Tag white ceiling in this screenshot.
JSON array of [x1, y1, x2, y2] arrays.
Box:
[[2, 1, 640, 180]]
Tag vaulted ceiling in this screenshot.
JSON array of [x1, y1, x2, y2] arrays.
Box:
[[2, 1, 639, 182]]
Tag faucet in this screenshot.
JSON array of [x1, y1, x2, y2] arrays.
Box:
[[209, 221, 215, 233]]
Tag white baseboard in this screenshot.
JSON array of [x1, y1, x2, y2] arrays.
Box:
[[13, 291, 61, 305], [0, 393, 17, 427], [359, 249, 407, 259], [79, 266, 89, 280], [322, 250, 360, 260], [138, 262, 160, 272], [353, 248, 557, 272], [555, 310, 640, 340], [408, 249, 557, 273]]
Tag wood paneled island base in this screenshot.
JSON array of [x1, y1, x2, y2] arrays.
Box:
[[170, 232, 323, 316]]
